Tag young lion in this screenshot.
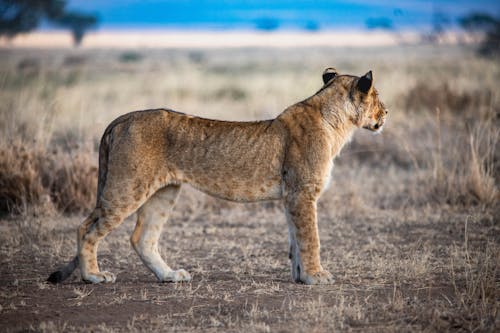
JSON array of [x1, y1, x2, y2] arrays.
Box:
[[48, 68, 387, 285]]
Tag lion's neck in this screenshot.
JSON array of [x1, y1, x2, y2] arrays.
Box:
[[314, 93, 357, 157], [278, 90, 357, 159]]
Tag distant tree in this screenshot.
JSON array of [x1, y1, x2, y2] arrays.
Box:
[[0, 0, 65, 37], [0, 0, 98, 46], [304, 20, 319, 32], [459, 12, 500, 57], [55, 11, 98, 46], [459, 12, 497, 31], [255, 17, 279, 32], [424, 10, 451, 43], [365, 17, 394, 31], [480, 24, 500, 56], [431, 11, 450, 36]]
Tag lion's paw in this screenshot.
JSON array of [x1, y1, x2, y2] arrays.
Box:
[[161, 269, 192, 283], [301, 270, 335, 285], [82, 271, 116, 284]]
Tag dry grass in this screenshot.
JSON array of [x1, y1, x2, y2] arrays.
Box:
[[415, 109, 499, 207], [0, 44, 498, 332], [0, 143, 97, 214], [448, 236, 498, 331]]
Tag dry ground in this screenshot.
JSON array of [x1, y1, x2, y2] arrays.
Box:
[[0, 45, 498, 332]]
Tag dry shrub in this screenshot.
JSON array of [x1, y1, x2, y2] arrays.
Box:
[[346, 131, 417, 170], [465, 125, 499, 204], [404, 81, 496, 120], [423, 112, 498, 207], [0, 143, 97, 215], [0, 144, 47, 213], [396, 79, 499, 208], [50, 153, 98, 213]]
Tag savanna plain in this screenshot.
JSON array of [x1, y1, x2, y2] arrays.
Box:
[[0, 44, 498, 332]]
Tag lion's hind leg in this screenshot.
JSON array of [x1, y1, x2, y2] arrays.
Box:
[[131, 185, 191, 282], [78, 195, 146, 283], [77, 208, 124, 283]]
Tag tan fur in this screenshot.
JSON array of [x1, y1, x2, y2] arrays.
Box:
[[49, 68, 387, 285]]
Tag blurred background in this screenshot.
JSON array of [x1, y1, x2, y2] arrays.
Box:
[[1, 0, 500, 47]]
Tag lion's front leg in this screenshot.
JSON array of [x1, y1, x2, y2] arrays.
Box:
[[285, 191, 334, 285]]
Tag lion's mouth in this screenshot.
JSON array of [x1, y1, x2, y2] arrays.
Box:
[[363, 121, 384, 132]]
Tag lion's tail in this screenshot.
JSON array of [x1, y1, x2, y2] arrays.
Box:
[[47, 255, 79, 284], [96, 119, 114, 205], [47, 120, 116, 284]]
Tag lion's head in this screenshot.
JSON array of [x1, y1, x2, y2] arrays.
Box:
[[322, 68, 388, 132]]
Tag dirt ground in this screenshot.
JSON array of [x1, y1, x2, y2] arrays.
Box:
[[1, 185, 498, 332]]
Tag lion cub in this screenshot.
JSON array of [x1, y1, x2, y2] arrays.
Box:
[[48, 68, 387, 285]]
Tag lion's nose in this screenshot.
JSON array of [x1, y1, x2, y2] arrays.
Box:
[[374, 123, 380, 129]]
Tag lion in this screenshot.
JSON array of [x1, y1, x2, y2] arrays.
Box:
[[48, 68, 387, 285]]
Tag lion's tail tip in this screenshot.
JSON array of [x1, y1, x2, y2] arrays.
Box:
[[47, 256, 79, 284], [47, 270, 65, 284]]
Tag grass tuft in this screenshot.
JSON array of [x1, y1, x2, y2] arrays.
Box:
[[426, 109, 498, 207], [0, 143, 97, 215]]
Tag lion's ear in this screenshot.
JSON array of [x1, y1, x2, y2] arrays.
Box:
[[322, 67, 338, 84], [357, 70, 373, 94]]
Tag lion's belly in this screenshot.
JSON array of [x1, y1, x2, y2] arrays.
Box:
[[181, 169, 283, 202]]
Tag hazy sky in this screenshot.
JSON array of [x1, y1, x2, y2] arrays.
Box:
[[66, 0, 500, 30]]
